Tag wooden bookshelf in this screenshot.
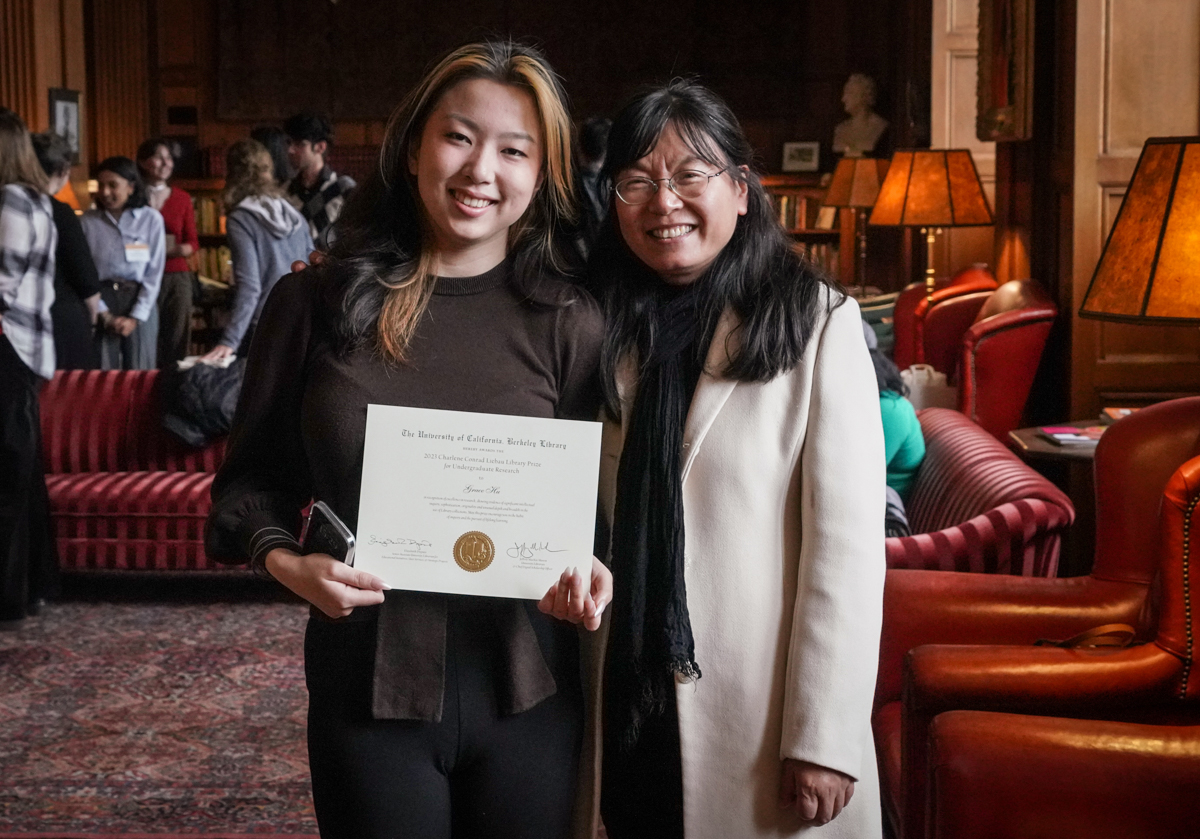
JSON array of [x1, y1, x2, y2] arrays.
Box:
[[761, 174, 853, 284]]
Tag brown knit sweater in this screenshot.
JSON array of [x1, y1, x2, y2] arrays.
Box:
[[205, 258, 604, 721]]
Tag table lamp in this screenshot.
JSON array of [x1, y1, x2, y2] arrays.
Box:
[[822, 157, 889, 288], [1080, 136, 1200, 324], [868, 149, 993, 298]]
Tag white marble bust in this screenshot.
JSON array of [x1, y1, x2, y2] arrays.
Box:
[[832, 74, 889, 158]]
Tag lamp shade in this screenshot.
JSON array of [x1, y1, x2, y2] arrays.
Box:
[[1080, 136, 1200, 324], [824, 157, 889, 208], [869, 149, 993, 227]]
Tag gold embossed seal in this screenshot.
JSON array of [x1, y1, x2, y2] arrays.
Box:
[[453, 531, 495, 572]]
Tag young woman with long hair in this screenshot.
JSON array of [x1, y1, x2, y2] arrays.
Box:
[[0, 107, 60, 625], [206, 41, 609, 839], [80, 156, 165, 370], [136, 138, 198, 368], [587, 80, 885, 839], [198, 138, 311, 361]]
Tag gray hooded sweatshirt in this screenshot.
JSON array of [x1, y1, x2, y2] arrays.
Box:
[[221, 195, 314, 352]]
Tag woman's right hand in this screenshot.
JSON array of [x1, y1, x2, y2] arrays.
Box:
[[264, 547, 389, 619], [199, 344, 235, 363]]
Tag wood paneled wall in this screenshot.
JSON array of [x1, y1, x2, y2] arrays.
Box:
[[145, 0, 923, 176], [1, 0, 40, 125], [1, 0, 89, 194], [87, 0, 150, 163]]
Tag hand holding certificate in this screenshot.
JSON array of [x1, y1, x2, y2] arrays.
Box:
[[355, 405, 603, 603]]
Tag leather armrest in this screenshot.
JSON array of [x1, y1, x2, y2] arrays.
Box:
[[875, 571, 1147, 706], [904, 642, 1181, 715]]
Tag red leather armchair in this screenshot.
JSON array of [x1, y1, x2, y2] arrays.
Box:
[[873, 396, 1200, 838], [927, 712, 1200, 839], [892, 265, 997, 371], [957, 279, 1057, 440]]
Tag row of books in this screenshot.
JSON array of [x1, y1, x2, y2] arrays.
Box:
[[795, 242, 838, 276], [772, 194, 814, 232], [195, 246, 233, 284], [771, 195, 838, 233], [192, 196, 226, 236]]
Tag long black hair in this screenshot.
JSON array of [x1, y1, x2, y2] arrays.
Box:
[[319, 39, 581, 363], [591, 79, 843, 413], [95, 156, 148, 209]]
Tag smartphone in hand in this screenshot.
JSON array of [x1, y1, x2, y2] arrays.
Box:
[[300, 500, 356, 566]]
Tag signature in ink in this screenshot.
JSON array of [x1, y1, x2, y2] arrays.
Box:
[[507, 541, 568, 560], [368, 535, 432, 549]]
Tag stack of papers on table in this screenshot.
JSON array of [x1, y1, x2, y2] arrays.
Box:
[[1037, 425, 1106, 446]]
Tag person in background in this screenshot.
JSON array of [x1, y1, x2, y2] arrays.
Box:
[[31, 131, 101, 370], [81, 156, 165, 370], [250, 126, 294, 187], [575, 116, 612, 253], [590, 80, 885, 839], [863, 321, 924, 509], [198, 139, 312, 362], [283, 112, 356, 247], [0, 108, 60, 627], [136, 139, 198, 369]]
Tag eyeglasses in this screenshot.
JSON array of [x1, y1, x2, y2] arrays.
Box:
[[614, 167, 729, 205]]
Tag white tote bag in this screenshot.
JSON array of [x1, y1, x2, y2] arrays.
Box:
[[900, 364, 959, 410]]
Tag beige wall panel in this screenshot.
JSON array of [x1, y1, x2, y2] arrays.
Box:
[[932, 0, 995, 277], [1072, 0, 1200, 416], [949, 0, 977, 34], [1104, 0, 1200, 155]]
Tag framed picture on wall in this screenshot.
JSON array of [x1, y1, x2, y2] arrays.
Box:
[[977, 0, 1034, 141], [49, 89, 81, 164], [782, 141, 820, 172]]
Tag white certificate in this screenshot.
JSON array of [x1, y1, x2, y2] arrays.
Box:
[[355, 404, 602, 599]]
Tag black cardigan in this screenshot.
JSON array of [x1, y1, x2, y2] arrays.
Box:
[[205, 259, 604, 720]]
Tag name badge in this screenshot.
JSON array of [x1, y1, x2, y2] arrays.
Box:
[[124, 242, 150, 263]]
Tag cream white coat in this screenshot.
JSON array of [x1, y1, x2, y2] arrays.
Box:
[[582, 293, 885, 839]]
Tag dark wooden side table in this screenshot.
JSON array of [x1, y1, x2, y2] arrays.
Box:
[[1007, 421, 1100, 463], [1007, 421, 1101, 578]]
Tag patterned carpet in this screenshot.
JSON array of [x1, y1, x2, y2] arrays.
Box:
[[0, 592, 318, 838]]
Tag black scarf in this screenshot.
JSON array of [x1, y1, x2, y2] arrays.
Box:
[[606, 286, 712, 751]]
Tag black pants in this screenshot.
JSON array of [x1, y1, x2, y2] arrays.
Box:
[[0, 335, 58, 621], [305, 608, 583, 839], [601, 691, 685, 839], [156, 270, 193, 369]]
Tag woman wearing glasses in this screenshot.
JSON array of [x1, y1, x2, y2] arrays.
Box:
[[586, 80, 885, 838]]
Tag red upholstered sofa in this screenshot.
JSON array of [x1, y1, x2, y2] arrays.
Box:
[[885, 408, 1074, 576], [40, 370, 230, 572]]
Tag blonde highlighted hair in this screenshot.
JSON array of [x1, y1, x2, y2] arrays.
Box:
[[0, 108, 49, 192], [328, 39, 577, 363], [223, 139, 283, 211]]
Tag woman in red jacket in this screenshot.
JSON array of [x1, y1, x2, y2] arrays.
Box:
[[137, 138, 199, 368]]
